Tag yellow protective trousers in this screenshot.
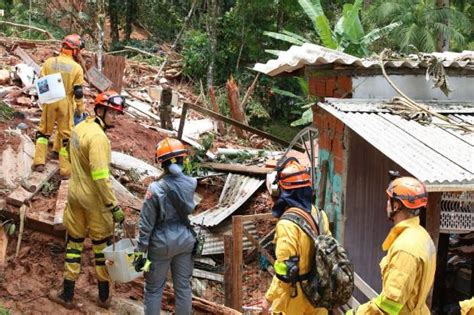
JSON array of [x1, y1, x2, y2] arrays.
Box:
[[33, 100, 73, 176], [63, 192, 114, 283]]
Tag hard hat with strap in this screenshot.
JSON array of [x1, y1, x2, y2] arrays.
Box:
[[155, 137, 187, 163], [62, 34, 85, 56], [94, 90, 126, 114], [386, 176, 428, 209], [276, 157, 312, 190]]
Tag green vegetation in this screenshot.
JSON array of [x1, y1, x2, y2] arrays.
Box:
[[0, 0, 471, 132]]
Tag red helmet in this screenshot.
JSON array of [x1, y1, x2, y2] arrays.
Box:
[[386, 177, 428, 209], [62, 34, 85, 50], [94, 90, 126, 114], [277, 158, 312, 190], [155, 138, 187, 163]]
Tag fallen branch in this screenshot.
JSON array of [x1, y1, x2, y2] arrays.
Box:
[[240, 73, 260, 109], [0, 21, 55, 39], [15, 205, 27, 259], [124, 45, 159, 59]]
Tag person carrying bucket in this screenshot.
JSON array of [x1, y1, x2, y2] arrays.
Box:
[[48, 91, 126, 309], [32, 34, 85, 178], [133, 138, 197, 315]]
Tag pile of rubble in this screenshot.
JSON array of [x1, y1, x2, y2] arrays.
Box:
[[0, 37, 309, 314]]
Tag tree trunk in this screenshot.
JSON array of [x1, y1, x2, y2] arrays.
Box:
[[108, 0, 120, 46], [436, 0, 450, 51], [206, 0, 219, 89], [124, 0, 137, 42], [226, 76, 247, 138]]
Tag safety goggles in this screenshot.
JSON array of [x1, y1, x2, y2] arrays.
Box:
[[108, 95, 126, 108]]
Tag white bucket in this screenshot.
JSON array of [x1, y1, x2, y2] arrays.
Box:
[[103, 239, 143, 283], [35, 73, 66, 104]]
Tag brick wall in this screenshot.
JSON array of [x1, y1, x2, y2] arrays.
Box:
[[308, 75, 352, 98]]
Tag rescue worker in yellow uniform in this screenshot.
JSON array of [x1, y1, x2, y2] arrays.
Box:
[[49, 91, 126, 309], [32, 34, 85, 177], [460, 298, 474, 315], [262, 158, 330, 315], [348, 175, 436, 315]]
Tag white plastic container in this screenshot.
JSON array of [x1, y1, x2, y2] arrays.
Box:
[[103, 239, 143, 283], [35, 73, 66, 104]]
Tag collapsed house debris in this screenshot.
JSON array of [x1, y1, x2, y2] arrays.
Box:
[[0, 36, 294, 314]]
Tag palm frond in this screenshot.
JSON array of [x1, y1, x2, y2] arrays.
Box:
[[361, 21, 402, 46], [315, 15, 337, 48], [281, 30, 311, 44], [263, 31, 306, 45], [291, 108, 313, 127], [297, 0, 325, 21], [271, 87, 304, 100], [265, 49, 284, 56]]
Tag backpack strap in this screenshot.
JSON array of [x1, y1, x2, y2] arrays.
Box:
[[284, 207, 320, 236]]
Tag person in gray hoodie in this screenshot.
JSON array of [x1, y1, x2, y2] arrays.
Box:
[[134, 137, 197, 315]]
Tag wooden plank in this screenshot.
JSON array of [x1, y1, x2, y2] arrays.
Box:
[[53, 180, 69, 230], [224, 232, 233, 308], [0, 207, 63, 237], [86, 67, 112, 92], [179, 102, 300, 150], [241, 212, 275, 222], [13, 46, 41, 74], [231, 215, 243, 311], [0, 226, 8, 268], [103, 55, 126, 93], [354, 272, 378, 300], [201, 162, 271, 176], [242, 225, 275, 265], [193, 268, 224, 283], [6, 161, 59, 207]]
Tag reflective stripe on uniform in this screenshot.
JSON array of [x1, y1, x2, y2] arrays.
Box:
[[59, 147, 68, 157], [374, 294, 403, 315], [91, 168, 109, 180], [274, 261, 287, 275], [36, 137, 48, 145]]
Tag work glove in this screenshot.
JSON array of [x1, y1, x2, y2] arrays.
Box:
[[111, 205, 125, 224], [132, 250, 151, 272]]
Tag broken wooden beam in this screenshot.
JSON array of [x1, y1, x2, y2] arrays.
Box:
[[224, 232, 233, 308], [53, 180, 69, 230], [6, 161, 59, 207], [231, 215, 243, 311], [103, 55, 126, 93], [201, 162, 272, 176], [178, 102, 301, 151], [0, 226, 8, 270], [242, 225, 275, 265]]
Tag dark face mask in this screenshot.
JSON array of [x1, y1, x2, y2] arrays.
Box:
[[271, 186, 314, 218]]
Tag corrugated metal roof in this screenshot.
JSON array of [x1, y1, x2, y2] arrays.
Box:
[[200, 221, 258, 256], [319, 100, 474, 191], [191, 173, 264, 227], [253, 43, 474, 76]]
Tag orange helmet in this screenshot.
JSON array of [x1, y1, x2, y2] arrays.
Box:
[[62, 34, 85, 51], [155, 138, 187, 163], [94, 90, 126, 114], [386, 177, 428, 209], [277, 159, 312, 190]]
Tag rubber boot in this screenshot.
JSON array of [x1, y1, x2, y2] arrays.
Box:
[[58, 147, 71, 179], [97, 281, 111, 309], [33, 137, 48, 171], [48, 279, 75, 310]]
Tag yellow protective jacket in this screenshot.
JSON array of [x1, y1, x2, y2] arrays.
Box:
[[265, 207, 330, 315], [41, 52, 84, 114], [460, 297, 474, 315], [68, 116, 117, 211], [356, 216, 436, 315]]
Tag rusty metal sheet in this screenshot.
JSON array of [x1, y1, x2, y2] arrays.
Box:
[[103, 55, 126, 93]]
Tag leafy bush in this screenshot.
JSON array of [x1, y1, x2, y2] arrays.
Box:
[[182, 29, 210, 80]]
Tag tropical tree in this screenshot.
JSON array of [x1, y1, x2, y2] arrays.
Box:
[[366, 0, 472, 52], [264, 0, 400, 57]]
